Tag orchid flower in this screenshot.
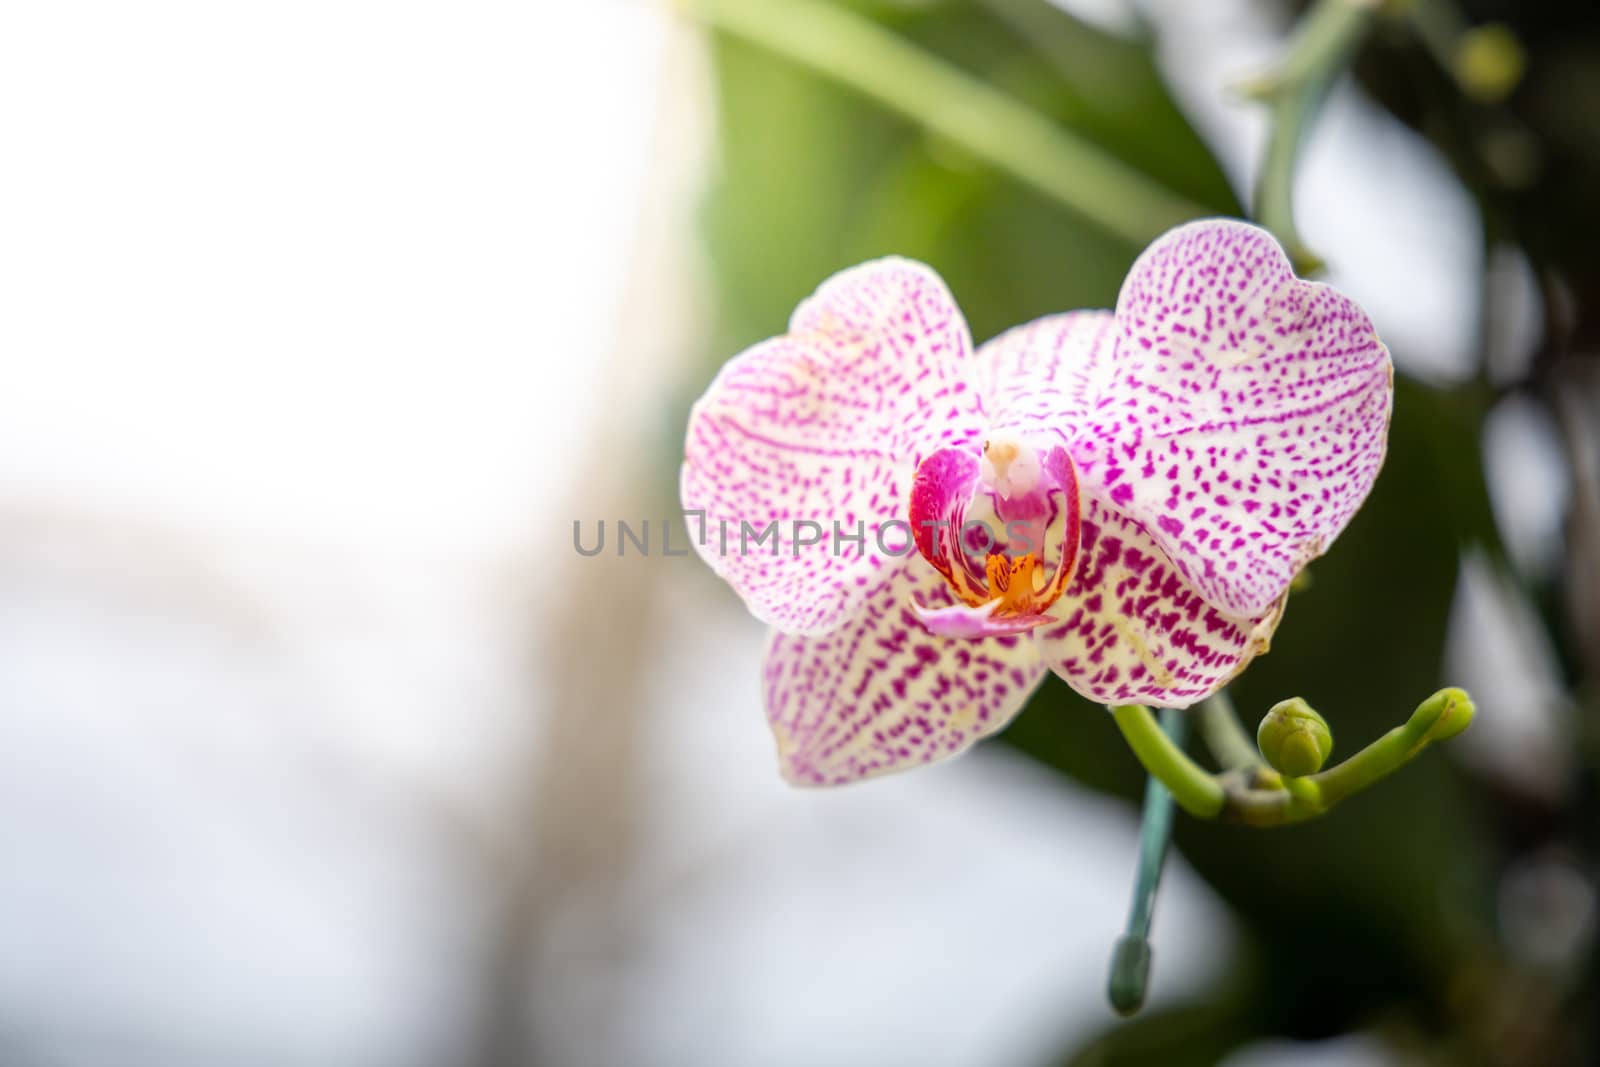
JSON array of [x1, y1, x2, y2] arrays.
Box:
[[681, 219, 1393, 786]]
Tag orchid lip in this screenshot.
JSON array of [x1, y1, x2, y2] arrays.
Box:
[[909, 597, 1054, 639], [907, 437, 1083, 633]]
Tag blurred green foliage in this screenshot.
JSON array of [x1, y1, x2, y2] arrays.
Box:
[[701, 0, 1236, 355], [689, 1, 1597, 1062]]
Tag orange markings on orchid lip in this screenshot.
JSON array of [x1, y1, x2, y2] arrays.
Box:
[[985, 552, 1044, 614]]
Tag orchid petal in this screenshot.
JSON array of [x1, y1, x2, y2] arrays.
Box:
[[1034, 498, 1282, 708], [682, 258, 986, 635], [765, 558, 1048, 785], [1087, 219, 1394, 617], [975, 309, 1112, 448]]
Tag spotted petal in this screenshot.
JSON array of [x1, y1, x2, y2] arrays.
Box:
[[765, 558, 1048, 785], [1034, 498, 1282, 707], [1082, 219, 1394, 617], [682, 258, 986, 635], [974, 309, 1113, 448]]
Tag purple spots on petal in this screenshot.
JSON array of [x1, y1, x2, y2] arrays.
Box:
[[1070, 219, 1393, 616], [765, 559, 1048, 785], [1035, 500, 1278, 708], [682, 257, 988, 635]]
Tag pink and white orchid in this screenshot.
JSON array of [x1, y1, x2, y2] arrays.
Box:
[[681, 219, 1393, 786]]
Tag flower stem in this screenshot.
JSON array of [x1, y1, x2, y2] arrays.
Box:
[[676, 0, 1208, 249], [1220, 688, 1477, 824], [1110, 704, 1226, 818], [1112, 689, 1474, 826], [1244, 0, 1380, 273], [1310, 686, 1474, 805], [1108, 707, 1187, 1016], [1197, 689, 1262, 771], [1104, 691, 1471, 1007]]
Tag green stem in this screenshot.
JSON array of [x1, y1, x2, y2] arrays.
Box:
[[1197, 690, 1262, 771], [1113, 689, 1474, 827], [1222, 688, 1476, 824], [677, 0, 1207, 249], [1110, 704, 1225, 818], [1108, 708, 1185, 1016], [1247, 0, 1379, 273], [1312, 686, 1473, 805]]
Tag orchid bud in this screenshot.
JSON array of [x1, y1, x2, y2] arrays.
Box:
[[1257, 698, 1334, 777], [1405, 687, 1476, 745]]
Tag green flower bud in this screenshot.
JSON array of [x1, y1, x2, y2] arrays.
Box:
[[1405, 687, 1476, 745], [1257, 698, 1334, 777]]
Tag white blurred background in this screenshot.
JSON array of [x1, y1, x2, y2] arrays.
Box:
[[0, 2, 1556, 1065], [0, 4, 1243, 1065]]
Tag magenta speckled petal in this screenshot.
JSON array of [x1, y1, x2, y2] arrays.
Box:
[[681, 258, 987, 635], [1034, 498, 1282, 708], [765, 558, 1048, 785], [1082, 219, 1394, 617], [975, 309, 1112, 448]]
